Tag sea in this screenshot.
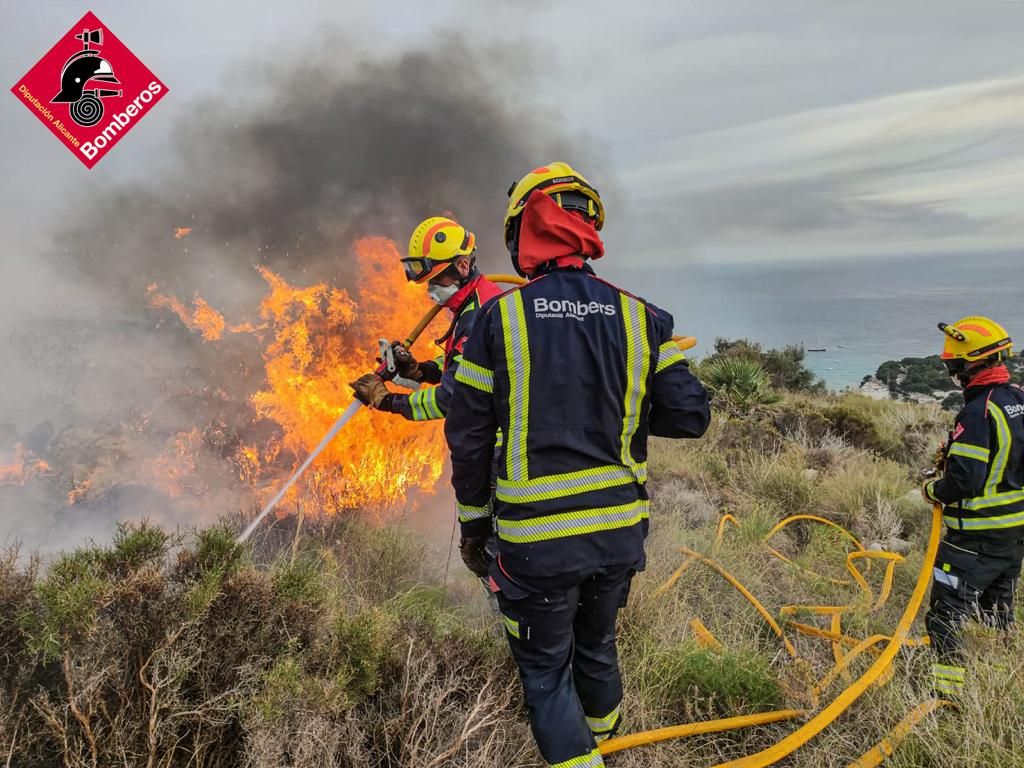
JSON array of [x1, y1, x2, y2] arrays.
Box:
[[614, 251, 1023, 391]]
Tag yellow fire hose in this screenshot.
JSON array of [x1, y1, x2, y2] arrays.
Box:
[[598, 505, 944, 766]]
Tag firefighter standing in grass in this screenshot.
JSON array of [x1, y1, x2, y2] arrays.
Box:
[[922, 316, 1024, 698], [349, 216, 502, 420], [445, 163, 711, 767]]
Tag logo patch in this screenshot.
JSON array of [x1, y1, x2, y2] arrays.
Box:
[[1004, 403, 1024, 418], [533, 297, 616, 322], [951, 423, 965, 441], [10, 11, 168, 168]]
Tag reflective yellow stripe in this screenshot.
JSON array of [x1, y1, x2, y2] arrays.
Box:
[[497, 500, 649, 544], [501, 293, 530, 482], [457, 502, 491, 523], [985, 401, 1010, 496], [932, 663, 965, 681], [501, 613, 520, 639], [409, 387, 440, 421], [586, 705, 621, 733], [619, 296, 650, 482], [947, 442, 990, 462], [944, 510, 1024, 530], [959, 488, 1024, 511], [550, 748, 604, 768], [455, 358, 494, 393], [655, 340, 686, 373], [496, 464, 645, 504], [428, 387, 443, 418], [408, 389, 426, 420]]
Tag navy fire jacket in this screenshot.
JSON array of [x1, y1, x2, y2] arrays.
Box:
[[928, 382, 1024, 537], [444, 264, 710, 579]]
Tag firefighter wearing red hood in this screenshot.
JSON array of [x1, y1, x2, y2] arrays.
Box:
[[445, 163, 711, 766]]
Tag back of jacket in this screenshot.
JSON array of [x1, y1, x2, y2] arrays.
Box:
[[933, 382, 1024, 537], [445, 265, 710, 578]]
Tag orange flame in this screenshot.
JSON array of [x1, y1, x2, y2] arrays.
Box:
[[147, 285, 264, 341], [149, 237, 448, 514], [174, 227, 192, 239], [0, 443, 50, 486]]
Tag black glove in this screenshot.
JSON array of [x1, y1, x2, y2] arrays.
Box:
[[391, 342, 423, 382], [459, 535, 491, 578]]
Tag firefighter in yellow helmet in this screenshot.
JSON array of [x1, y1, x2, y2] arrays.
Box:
[[922, 316, 1024, 697], [348, 216, 503, 425], [445, 163, 710, 766]]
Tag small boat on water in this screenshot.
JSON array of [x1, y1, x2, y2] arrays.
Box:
[[807, 348, 827, 352]]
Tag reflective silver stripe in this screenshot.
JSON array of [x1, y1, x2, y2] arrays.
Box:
[[947, 442, 990, 462], [932, 567, 960, 590], [946, 510, 1024, 530], [655, 340, 686, 374], [985, 400, 1010, 496], [426, 387, 442, 418], [457, 502, 491, 522], [501, 293, 530, 482], [958, 489, 1024, 511], [454, 358, 494, 393], [550, 749, 604, 768], [619, 296, 650, 482], [932, 663, 965, 681], [497, 500, 649, 544], [496, 464, 644, 503], [409, 387, 440, 420], [586, 704, 621, 732], [408, 389, 426, 420], [932, 678, 963, 694]]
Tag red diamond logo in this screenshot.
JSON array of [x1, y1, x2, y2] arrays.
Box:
[[10, 11, 168, 169]]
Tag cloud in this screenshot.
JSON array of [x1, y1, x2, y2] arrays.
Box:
[[621, 77, 1024, 262]]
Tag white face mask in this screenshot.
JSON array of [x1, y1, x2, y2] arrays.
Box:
[[427, 282, 460, 306]]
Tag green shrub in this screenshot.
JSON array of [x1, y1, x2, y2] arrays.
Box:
[[24, 548, 109, 659], [703, 358, 782, 415], [640, 641, 783, 718], [705, 338, 825, 393], [102, 520, 169, 576]]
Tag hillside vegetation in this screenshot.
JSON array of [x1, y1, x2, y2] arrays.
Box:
[[3, 346, 1022, 767], [869, 354, 1024, 410]]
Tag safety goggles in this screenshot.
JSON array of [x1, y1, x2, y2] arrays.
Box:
[[400, 256, 442, 283]]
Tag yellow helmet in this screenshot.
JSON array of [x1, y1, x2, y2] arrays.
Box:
[[503, 162, 604, 244], [938, 316, 1013, 363], [402, 216, 476, 283]]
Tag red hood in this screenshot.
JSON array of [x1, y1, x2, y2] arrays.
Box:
[[517, 189, 604, 276], [967, 364, 1011, 389]]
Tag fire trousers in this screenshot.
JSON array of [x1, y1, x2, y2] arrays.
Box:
[[925, 529, 1024, 696], [494, 565, 634, 768]]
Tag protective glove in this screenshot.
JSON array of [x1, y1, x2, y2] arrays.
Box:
[[391, 342, 424, 382], [349, 373, 390, 408], [921, 477, 940, 504], [459, 535, 491, 578], [933, 442, 947, 472]]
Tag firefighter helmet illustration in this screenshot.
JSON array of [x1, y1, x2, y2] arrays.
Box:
[[51, 27, 121, 128]]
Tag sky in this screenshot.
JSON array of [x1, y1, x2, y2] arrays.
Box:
[[2, 1, 1023, 326], [2, 1, 1023, 547]]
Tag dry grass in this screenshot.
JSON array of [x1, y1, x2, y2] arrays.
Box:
[[2, 391, 1019, 767]]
